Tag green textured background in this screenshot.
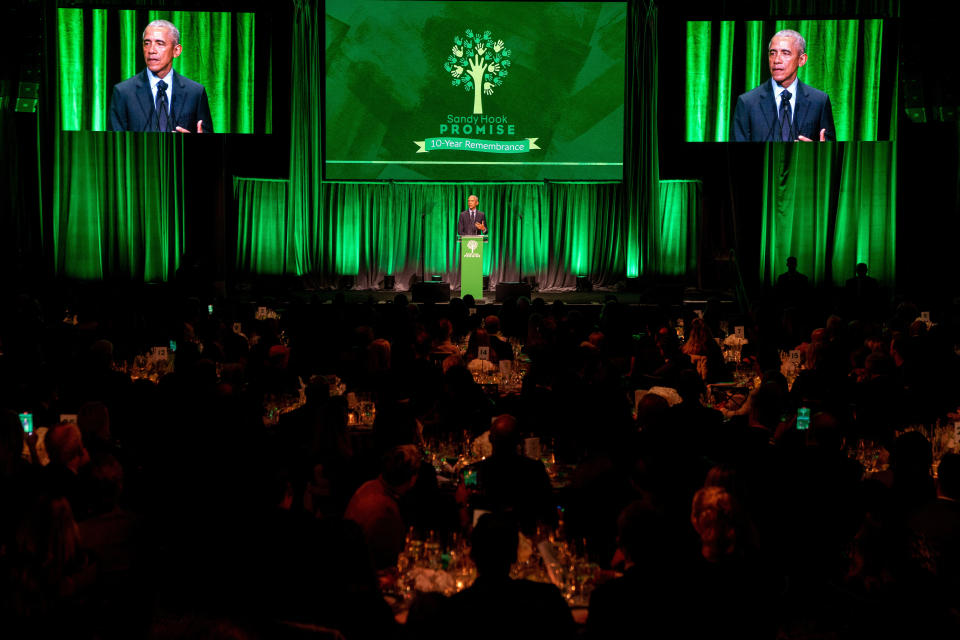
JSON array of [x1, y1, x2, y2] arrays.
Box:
[[324, 1, 626, 180]]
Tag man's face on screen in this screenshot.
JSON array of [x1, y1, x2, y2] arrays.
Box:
[[468, 196, 479, 210], [768, 37, 806, 87], [143, 27, 182, 78]]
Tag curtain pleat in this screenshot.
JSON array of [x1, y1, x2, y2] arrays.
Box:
[[54, 132, 185, 281]]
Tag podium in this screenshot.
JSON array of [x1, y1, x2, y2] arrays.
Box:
[[458, 235, 487, 300]]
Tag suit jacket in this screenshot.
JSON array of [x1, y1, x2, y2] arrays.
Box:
[[457, 209, 487, 236], [108, 69, 213, 133], [732, 79, 835, 142]]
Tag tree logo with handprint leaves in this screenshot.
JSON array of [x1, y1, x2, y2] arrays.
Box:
[[444, 29, 511, 115]]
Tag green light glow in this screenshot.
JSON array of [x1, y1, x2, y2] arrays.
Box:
[[684, 21, 711, 143], [761, 143, 895, 287], [120, 11, 137, 81], [236, 179, 647, 288], [54, 133, 186, 280], [655, 180, 701, 276], [92, 10, 107, 129], [58, 9, 84, 131]]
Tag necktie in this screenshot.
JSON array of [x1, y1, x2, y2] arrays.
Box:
[[156, 79, 169, 132], [779, 89, 792, 141]]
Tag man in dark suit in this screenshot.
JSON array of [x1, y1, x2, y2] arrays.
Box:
[[463, 414, 553, 535], [108, 20, 212, 133], [457, 194, 487, 236], [732, 29, 834, 142], [843, 262, 881, 320], [775, 256, 811, 308]]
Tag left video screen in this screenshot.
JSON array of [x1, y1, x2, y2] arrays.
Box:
[[57, 8, 273, 134]]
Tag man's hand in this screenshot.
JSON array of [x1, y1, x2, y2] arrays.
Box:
[[175, 120, 204, 133], [475, 221, 486, 232], [798, 128, 827, 142]]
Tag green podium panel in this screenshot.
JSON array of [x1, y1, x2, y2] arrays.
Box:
[[459, 235, 485, 300]]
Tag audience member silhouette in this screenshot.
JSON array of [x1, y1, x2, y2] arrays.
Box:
[[445, 513, 575, 640]]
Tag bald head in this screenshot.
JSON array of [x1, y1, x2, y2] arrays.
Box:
[[489, 414, 520, 455]]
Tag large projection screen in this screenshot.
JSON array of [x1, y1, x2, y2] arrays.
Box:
[[324, 1, 626, 180]]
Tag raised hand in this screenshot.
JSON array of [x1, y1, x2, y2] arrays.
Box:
[[475, 43, 486, 56], [451, 66, 464, 78], [452, 45, 463, 58], [797, 128, 827, 142], [493, 40, 504, 53], [175, 120, 204, 133], [483, 82, 494, 95]]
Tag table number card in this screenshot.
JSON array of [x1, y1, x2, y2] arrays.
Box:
[[478, 346, 490, 361], [735, 326, 745, 340], [790, 350, 801, 363]]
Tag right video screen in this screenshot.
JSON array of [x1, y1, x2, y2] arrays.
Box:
[[685, 19, 898, 142]]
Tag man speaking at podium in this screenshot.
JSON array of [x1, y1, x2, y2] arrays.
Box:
[[731, 29, 834, 142], [108, 20, 213, 133], [458, 194, 488, 236]]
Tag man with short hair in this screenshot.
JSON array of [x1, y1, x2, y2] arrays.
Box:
[[732, 29, 835, 142], [457, 194, 488, 236], [108, 19, 213, 132]]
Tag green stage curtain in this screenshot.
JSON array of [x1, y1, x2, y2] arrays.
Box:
[[235, 180, 631, 291], [655, 180, 701, 277], [630, 1, 660, 278], [686, 19, 895, 142], [760, 142, 895, 287], [235, 177, 289, 274], [288, 0, 322, 276], [53, 133, 185, 281], [57, 8, 269, 133]]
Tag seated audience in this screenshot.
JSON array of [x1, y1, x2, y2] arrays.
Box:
[[345, 444, 421, 571]]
